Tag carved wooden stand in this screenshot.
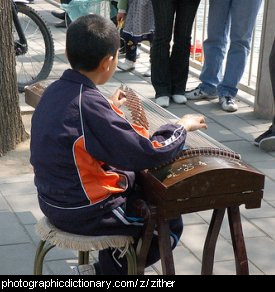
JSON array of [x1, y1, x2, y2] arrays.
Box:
[[136, 204, 249, 275]]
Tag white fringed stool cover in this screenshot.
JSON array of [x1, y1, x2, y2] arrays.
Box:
[[36, 217, 134, 252]]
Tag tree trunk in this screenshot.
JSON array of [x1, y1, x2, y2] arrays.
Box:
[[0, 0, 28, 156]]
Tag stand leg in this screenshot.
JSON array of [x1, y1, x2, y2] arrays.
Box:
[[228, 206, 249, 275], [201, 209, 226, 275], [136, 215, 156, 275], [157, 217, 175, 275]]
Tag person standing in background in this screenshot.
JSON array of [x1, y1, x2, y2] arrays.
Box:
[[117, 0, 154, 77], [186, 0, 262, 113], [51, 0, 72, 28], [254, 38, 275, 152], [151, 0, 201, 108]]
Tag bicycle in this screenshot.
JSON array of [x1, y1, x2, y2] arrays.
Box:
[[12, 0, 55, 92]]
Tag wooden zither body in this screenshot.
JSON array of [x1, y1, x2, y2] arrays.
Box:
[[139, 153, 264, 219], [120, 86, 265, 275], [120, 85, 265, 218]]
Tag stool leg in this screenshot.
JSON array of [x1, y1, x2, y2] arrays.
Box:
[[78, 251, 89, 265], [33, 240, 55, 275], [228, 206, 249, 275], [201, 209, 225, 275], [126, 244, 137, 275]]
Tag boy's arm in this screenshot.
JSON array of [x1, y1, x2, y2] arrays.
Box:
[[81, 91, 186, 171]]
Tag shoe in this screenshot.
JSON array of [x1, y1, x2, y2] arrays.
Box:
[[185, 87, 217, 100], [219, 96, 238, 112], [172, 94, 187, 104], [51, 11, 65, 20], [143, 67, 151, 77], [117, 59, 135, 71], [55, 14, 71, 28], [72, 264, 96, 275], [255, 127, 273, 146], [254, 127, 275, 151], [155, 96, 170, 108]]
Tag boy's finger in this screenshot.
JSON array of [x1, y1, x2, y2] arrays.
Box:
[[118, 91, 126, 100]]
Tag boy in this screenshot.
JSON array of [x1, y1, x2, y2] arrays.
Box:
[[30, 15, 207, 275]]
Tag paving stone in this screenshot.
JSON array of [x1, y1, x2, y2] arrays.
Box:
[[6, 194, 43, 224], [262, 177, 275, 202], [0, 181, 37, 197], [204, 123, 242, 142], [0, 195, 10, 212], [240, 201, 275, 219], [223, 140, 275, 163], [0, 173, 34, 185], [245, 237, 275, 275], [46, 259, 76, 275], [213, 115, 263, 142], [153, 245, 202, 275], [250, 218, 275, 240], [197, 211, 265, 240], [0, 243, 38, 275], [0, 212, 31, 245], [182, 213, 206, 225], [180, 224, 235, 262], [251, 160, 275, 181], [213, 260, 264, 275]]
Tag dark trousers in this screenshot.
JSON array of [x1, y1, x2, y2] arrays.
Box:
[[98, 215, 183, 275], [270, 38, 275, 128], [125, 39, 139, 62], [150, 0, 201, 98], [124, 38, 153, 63], [39, 192, 183, 275]]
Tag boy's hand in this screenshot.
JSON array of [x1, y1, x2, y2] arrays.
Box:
[[109, 89, 127, 108], [177, 114, 208, 132], [117, 12, 126, 24]]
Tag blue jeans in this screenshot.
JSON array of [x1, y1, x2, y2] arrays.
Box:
[[199, 0, 262, 98]]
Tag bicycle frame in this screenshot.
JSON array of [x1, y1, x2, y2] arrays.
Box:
[[12, 1, 28, 55]]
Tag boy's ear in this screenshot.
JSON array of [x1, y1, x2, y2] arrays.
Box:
[[100, 55, 114, 72]]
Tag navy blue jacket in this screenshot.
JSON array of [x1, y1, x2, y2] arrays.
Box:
[[30, 69, 186, 216]]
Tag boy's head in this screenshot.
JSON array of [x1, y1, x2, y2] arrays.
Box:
[[66, 14, 120, 83]]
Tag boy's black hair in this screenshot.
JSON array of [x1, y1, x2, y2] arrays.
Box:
[[66, 14, 120, 72]]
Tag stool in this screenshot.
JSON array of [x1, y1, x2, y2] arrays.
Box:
[[34, 217, 137, 275]]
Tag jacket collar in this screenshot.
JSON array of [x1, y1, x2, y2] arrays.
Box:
[[60, 69, 97, 89]]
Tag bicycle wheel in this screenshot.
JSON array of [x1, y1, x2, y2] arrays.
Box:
[[14, 4, 54, 92]]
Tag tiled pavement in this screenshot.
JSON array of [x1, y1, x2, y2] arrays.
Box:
[[1, 0, 275, 275]]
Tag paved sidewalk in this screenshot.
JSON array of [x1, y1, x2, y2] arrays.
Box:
[[1, 0, 275, 275]]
